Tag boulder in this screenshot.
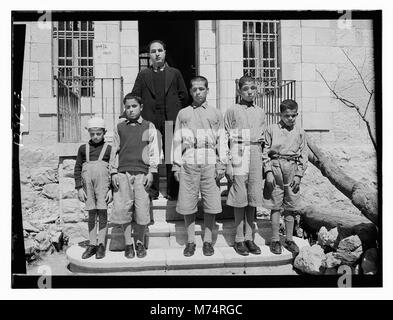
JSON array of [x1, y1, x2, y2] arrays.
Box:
[[34, 231, 49, 242], [41, 183, 60, 200], [21, 190, 37, 210], [317, 226, 338, 249], [31, 167, 58, 186], [62, 159, 76, 178], [361, 248, 378, 275], [24, 238, 38, 255], [335, 235, 363, 265], [62, 222, 88, 244], [294, 244, 325, 275], [38, 238, 52, 251], [50, 232, 64, 251], [61, 178, 77, 199], [323, 252, 342, 268], [61, 199, 84, 223], [23, 220, 40, 233]]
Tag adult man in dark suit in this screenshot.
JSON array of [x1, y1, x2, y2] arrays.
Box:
[[131, 40, 189, 200]]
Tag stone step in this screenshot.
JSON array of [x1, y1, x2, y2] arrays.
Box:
[[66, 236, 309, 273]]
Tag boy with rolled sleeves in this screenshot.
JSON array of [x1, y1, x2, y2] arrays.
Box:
[[224, 75, 266, 256], [74, 117, 112, 260], [110, 94, 160, 259], [262, 99, 308, 255], [172, 76, 228, 257]]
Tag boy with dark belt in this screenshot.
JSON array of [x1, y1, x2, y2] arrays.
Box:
[[262, 99, 308, 255]]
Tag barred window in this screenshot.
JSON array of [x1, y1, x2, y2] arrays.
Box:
[[52, 21, 94, 97], [243, 20, 280, 83]]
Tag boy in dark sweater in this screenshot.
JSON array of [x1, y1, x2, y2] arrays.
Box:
[[74, 117, 112, 259], [109, 94, 160, 259]]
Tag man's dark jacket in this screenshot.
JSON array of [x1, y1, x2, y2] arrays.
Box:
[[129, 65, 189, 123]]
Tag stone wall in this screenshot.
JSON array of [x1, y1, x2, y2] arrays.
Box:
[[280, 19, 375, 148]]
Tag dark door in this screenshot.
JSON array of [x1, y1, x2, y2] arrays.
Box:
[[138, 19, 196, 104]]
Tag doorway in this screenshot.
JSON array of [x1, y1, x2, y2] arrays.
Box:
[[138, 19, 197, 103]]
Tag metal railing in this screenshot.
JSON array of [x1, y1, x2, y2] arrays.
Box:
[[55, 75, 124, 143], [236, 79, 296, 126]]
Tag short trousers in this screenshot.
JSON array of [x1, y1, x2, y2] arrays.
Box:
[[111, 172, 151, 225], [82, 161, 110, 211], [262, 159, 302, 211], [176, 164, 222, 215], [227, 145, 263, 208]]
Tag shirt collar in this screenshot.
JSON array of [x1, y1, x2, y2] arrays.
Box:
[[152, 62, 166, 72], [126, 116, 144, 125], [89, 139, 105, 147], [278, 120, 294, 130], [239, 99, 255, 108], [191, 101, 208, 109]]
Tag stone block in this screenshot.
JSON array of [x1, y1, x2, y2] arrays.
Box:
[[38, 62, 52, 81], [121, 21, 138, 30], [121, 67, 139, 86], [281, 63, 301, 80], [315, 63, 339, 81], [29, 62, 39, 80], [302, 46, 347, 64], [359, 29, 373, 47], [231, 62, 242, 79], [30, 43, 51, 62], [301, 63, 316, 81], [281, 27, 302, 46], [120, 29, 138, 47], [301, 98, 316, 113], [165, 247, 225, 270], [303, 112, 332, 130], [301, 27, 316, 46], [217, 61, 232, 81], [106, 63, 121, 78], [220, 80, 236, 99], [30, 80, 52, 98], [315, 28, 337, 46], [199, 65, 216, 84], [28, 112, 54, 132], [219, 44, 242, 62], [316, 97, 340, 113], [30, 24, 51, 44], [199, 48, 216, 65], [351, 20, 373, 30], [198, 20, 215, 30], [38, 97, 57, 114], [28, 97, 40, 113], [199, 29, 216, 48], [94, 63, 107, 78], [281, 45, 301, 63], [106, 24, 120, 43], [302, 81, 331, 98], [230, 25, 242, 44], [281, 20, 300, 27], [120, 46, 139, 68], [301, 20, 332, 28], [94, 24, 107, 42], [95, 42, 120, 64]]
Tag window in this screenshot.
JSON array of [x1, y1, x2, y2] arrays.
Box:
[[243, 20, 280, 84], [52, 21, 94, 97]]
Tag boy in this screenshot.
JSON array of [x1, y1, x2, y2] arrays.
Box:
[[110, 94, 160, 259], [224, 76, 266, 256], [262, 99, 308, 255], [172, 76, 228, 257], [74, 117, 112, 259]]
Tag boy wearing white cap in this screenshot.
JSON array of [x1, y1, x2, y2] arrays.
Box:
[[74, 117, 112, 259]]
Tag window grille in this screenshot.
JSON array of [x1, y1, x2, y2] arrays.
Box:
[[52, 21, 94, 97], [242, 20, 280, 83]]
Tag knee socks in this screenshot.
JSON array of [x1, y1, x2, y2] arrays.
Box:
[[234, 207, 255, 242], [283, 211, 295, 242], [271, 210, 281, 242], [184, 214, 196, 243], [203, 213, 215, 243], [88, 210, 98, 245]]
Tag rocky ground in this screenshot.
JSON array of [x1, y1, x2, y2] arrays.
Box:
[[19, 143, 378, 275]]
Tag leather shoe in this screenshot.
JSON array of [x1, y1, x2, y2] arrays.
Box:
[[270, 241, 282, 255], [124, 244, 135, 259], [202, 242, 214, 256], [183, 242, 196, 257], [95, 243, 106, 259], [82, 245, 97, 259], [136, 242, 147, 258], [283, 240, 300, 256], [234, 241, 249, 256], [245, 240, 261, 255]]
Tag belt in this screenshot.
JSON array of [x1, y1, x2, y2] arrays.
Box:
[[270, 155, 300, 161]]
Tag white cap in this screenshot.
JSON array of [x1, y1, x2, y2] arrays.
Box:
[[86, 117, 106, 130]]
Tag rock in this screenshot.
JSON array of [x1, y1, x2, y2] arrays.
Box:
[[294, 244, 325, 275], [23, 220, 40, 232], [41, 183, 60, 200], [61, 178, 77, 199], [38, 238, 52, 251], [335, 235, 363, 265], [50, 232, 64, 251], [62, 213, 85, 223], [23, 230, 29, 238], [361, 248, 378, 275], [62, 222, 88, 244], [62, 159, 76, 178], [62, 199, 84, 223], [317, 226, 338, 249], [31, 167, 58, 186], [323, 252, 342, 268], [21, 190, 37, 210], [324, 267, 338, 275], [24, 238, 38, 255], [34, 231, 48, 242]]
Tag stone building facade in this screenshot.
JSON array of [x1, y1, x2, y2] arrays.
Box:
[[20, 19, 375, 157]]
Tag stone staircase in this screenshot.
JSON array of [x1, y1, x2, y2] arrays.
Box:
[[66, 177, 309, 274]]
